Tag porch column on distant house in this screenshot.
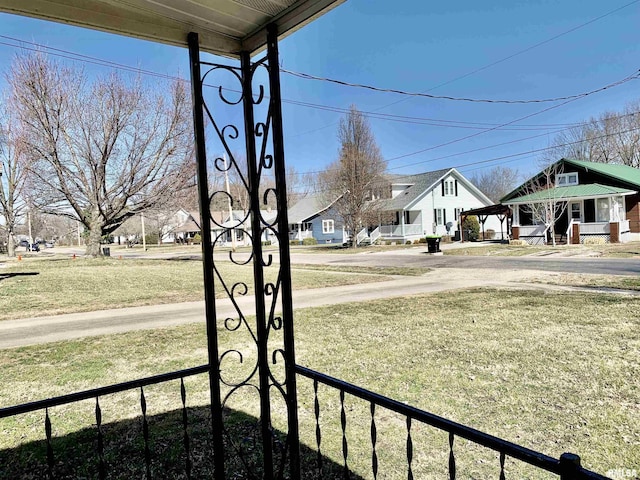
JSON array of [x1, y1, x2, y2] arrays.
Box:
[[298, 222, 302, 241], [610, 221, 620, 243], [572, 223, 580, 244], [401, 210, 405, 239]]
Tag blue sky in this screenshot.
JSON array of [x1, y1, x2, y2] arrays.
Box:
[[0, 0, 639, 181]]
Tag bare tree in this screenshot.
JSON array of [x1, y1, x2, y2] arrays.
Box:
[[10, 52, 194, 256], [0, 98, 29, 257], [319, 105, 387, 246], [546, 100, 640, 168], [469, 166, 520, 203], [521, 162, 568, 246]]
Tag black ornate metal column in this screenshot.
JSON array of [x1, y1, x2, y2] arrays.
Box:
[[187, 26, 300, 480], [187, 32, 226, 479]]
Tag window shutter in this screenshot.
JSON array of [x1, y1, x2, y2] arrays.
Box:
[[455, 179, 458, 196], [433, 209, 437, 224], [444, 209, 447, 225], [441, 180, 445, 196]]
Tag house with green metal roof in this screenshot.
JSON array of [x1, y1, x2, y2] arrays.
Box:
[[501, 158, 640, 244]]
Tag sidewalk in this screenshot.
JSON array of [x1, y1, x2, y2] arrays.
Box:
[[1, 267, 637, 349]]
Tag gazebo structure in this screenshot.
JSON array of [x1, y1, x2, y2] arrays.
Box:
[[0, 2, 611, 479]]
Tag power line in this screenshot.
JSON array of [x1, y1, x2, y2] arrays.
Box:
[[281, 68, 640, 105], [285, 0, 640, 137], [2, 31, 638, 180], [301, 125, 640, 195]]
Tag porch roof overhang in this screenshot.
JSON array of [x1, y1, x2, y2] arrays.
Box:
[[460, 203, 511, 217], [0, 0, 345, 58], [502, 184, 636, 205]]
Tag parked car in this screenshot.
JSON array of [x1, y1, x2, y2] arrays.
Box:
[[18, 239, 29, 247], [28, 243, 40, 252], [44, 242, 55, 248]]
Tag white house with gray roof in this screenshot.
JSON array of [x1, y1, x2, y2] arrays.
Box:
[[377, 168, 502, 242]]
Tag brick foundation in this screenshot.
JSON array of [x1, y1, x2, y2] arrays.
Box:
[[512, 226, 519, 240]]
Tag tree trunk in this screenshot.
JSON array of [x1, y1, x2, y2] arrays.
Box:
[[86, 218, 103, 257], [7, 231, 15, 257]]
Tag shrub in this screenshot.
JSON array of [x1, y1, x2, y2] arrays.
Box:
[[440, 235, 452, 244], [145, 232, 160, 245], [289, 240, 302, 246], [483, 229, 495, 240], [261, 240, 272, 246], [461, 215, 480, 241], [302, 237, 318, 245], [193, 233, 202, 245], [405, 240, 412, 245], [509, 239, 529, 246], [584, 237, 606, 245], [385, 240, 392, 246], [418, 237, 427, 244]]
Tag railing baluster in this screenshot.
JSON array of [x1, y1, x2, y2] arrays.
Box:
[[45, 408, 54, 479], [340, 389, 349, 479], [313, 379, 323, 477], [95, 397, 106, 480], [406, 416, 414, 480], [448, 432, 456, 480], [370, 402, 378, 480], [140, 386, 152, 480], [180, 378, 192, 479], [499, 451, 506, 480]]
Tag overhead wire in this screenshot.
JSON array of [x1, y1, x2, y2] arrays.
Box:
[[286, 0, 640, 137], [1, 31, 638, 177], [281, 68, 640, 105]]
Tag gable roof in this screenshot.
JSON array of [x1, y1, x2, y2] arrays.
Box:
[[288, 193, 339, 223], [501, 158, 640, 202], [382, 168, 492, 210], [383, 168, 451, 210], [564, 158, 640, 188]]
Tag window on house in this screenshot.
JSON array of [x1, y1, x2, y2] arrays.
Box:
[[434, 208, 444, 225], [444, 182, 450, 195], [404, 211, 411, 224], [322, 219, 334, 234], [454, 208, 461, 221], [596, 198, 610, 222], [570, 202, 582, 221], [556, 173, 579, 187]]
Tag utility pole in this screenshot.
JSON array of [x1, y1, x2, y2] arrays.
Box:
[[27, 209, 33, 245], [141, 212, 147, 251], [224, 153, 236, 251]]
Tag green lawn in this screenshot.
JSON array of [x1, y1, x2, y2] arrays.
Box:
[[0, 258, 395, 321], [1, 288, 637, 479]]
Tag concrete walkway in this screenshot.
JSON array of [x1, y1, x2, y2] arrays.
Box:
[[2, 268, 638, 349]]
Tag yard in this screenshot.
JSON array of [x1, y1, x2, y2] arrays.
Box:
[[0, 257, 401, 321], [0, 286, 637, 479]]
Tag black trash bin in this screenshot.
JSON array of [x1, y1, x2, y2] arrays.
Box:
[[425, 236, 441, 253], [102, 247, 111, 257]]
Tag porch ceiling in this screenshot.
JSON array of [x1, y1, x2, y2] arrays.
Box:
[[502, 183, 635, 205], [0, 0, 345, 57]]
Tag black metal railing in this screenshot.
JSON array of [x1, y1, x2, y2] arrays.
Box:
[[1, 364, 612, 479], [0, 364, 209, 480], [296, 365, 610, 480]]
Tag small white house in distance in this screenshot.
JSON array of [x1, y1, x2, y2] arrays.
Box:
[[377, 168, 502, 242]]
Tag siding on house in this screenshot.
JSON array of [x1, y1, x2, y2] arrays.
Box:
[[399, 171, 504, 238]]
